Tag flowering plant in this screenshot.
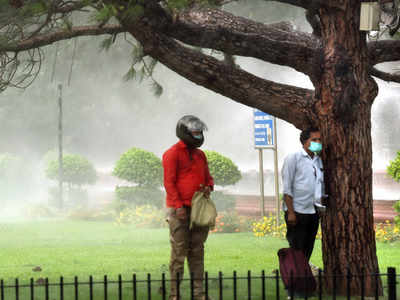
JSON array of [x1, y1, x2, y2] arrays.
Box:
[[375, 220, 400, 243], [115, 205, 167, 228], [252, 213, 323, 239], [252, 213, 287, 238], [210, 211, 251, 233]]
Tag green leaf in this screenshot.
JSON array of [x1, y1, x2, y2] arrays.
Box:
[[121, 4, 144, 22], [151, 81, 163, 98], [123, 67, 137, 82], [99, 37, 114, 52]]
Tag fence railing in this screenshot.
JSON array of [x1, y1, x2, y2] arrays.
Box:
[[0, 267, 398, 300]]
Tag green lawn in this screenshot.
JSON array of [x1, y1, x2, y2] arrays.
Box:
[[0, 220, 399, 299]]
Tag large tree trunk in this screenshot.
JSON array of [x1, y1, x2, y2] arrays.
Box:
[[315, 2, 381, 295]]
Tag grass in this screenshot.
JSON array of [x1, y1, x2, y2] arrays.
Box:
[[0, 219, 399, 299]]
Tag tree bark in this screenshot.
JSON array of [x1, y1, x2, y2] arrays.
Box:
[[315, 1, 381, 295]]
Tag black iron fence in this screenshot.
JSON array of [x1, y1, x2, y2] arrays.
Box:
[[0, 267, 398, 300]]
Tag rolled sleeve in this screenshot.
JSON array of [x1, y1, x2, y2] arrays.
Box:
[[281, 153, 297, 197]]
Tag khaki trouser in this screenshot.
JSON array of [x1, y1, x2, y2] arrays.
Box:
[[168, 207, 209, 300]]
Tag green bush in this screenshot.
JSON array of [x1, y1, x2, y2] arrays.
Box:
[[211, 211, 251, 233], [212, 191, 236, 212], [387, 154, 400, 225], [387, 152, 400, 182], [46, 154, 97, 187], [67, 208, 115, 222], [113, 148, 162, 187], [23, 203, 58, 219], [204, 150, 241, 187], [115, 186, 164, 208], [394, 201, 400, 226], [115, 205, 167, 228]]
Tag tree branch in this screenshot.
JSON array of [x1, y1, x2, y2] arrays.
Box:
[[370, 67, 400, 83], [269, 0, 342, 10], [53, 1, 95, 14], [368, 40, 400, 65], [145, 6, 321, 76], [305, 8, 321, 37], [0, 25, 125, 52], [127, 20, 315, 129]]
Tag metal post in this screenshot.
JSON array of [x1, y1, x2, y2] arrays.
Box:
[[259, 149, 265, 217], [58, 84, 63, 210], [388, 267, 397, 300], [273, 117, 280, 226]]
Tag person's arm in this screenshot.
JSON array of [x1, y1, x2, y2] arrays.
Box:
[[282, 154, 297, 225], [162, 150, 182, 208], [163, 151, 188, 220], [283, 194, 297, 226]]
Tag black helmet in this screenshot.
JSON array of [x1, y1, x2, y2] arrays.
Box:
[[176, 115, 208, 148]]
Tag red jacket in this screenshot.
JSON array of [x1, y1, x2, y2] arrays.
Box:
[[162, 140, 214, 208]]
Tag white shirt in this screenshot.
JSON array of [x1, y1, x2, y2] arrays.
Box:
[[281, 149, 325, 214]]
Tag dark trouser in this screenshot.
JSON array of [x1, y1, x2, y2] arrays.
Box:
[[284, 211, 319, 261], [168, 207, 209, 300]]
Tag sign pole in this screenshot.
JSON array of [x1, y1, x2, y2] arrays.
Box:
[[273, 117, 280, 226], [259, 148, 265, 217], [58, 84, 63, 210], [253, 109, 278, 219]]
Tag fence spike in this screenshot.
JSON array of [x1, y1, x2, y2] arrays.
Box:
[[161, 273, 166, 300], [89, 275, 93, 300], [275, 269, 280, 300], [104, 275, 108, 300], [233, 271, 237, 300], [219, 271, 223, 300], [261, 270, 266, 300], [15, 278, 19, 300], [30, 278, 34, 300], [74, 276, 79, 300], [118, 274, 123, 300], [45, 278, 49, 300], [133, 274, 137, 300], [147, 273, 151, 300], [60, 276, 64, 300], [247, 270, 251, 300], [387, 267, 397, 300]]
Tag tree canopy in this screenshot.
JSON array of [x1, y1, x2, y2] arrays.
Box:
[[46, 153, 97, 186], [204, 150, 241, 186], [113, 147, 163, 187]]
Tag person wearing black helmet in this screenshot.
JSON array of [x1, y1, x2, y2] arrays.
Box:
[[162, 115, 214, 300]]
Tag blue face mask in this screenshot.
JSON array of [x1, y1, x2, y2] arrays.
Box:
[[193, 134, 203, 140], [308, 141, 322, 154]]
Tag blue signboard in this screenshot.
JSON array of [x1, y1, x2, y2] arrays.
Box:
[[253, 109, 275, 148]]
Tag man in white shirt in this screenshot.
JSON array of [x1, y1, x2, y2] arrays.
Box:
[[281, 127, 325, 261]]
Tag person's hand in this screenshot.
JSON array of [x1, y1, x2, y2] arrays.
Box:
[[175, 207, 187, 220], [199, 184, 211, 198], [287, 211, 297, 226]]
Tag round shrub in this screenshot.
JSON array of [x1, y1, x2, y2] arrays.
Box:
[[115, 186, 164, 208], [46, 154, 97, 187], [204, 150, 241, 187], [387, 151, 400, 182], [113, 148, 162, 187]]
